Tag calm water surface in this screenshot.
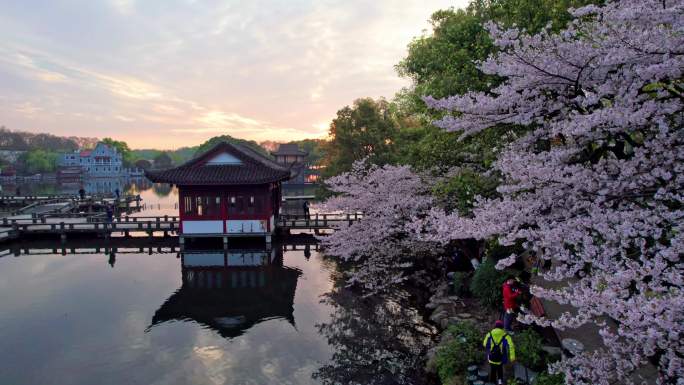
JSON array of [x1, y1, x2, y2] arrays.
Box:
[[0, 180, 434, 385]]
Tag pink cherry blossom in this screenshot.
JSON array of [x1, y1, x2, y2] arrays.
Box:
[[423, 0, 684, 383]]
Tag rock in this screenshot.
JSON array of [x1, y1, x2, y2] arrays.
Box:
[[435, 303, 456, 317], [440, 317, 451, 329], [425, 301, 438, 310], [424, 347, 439, 374], [446, 271, 456, 279], [447, 317, 462, 326], [457, 312, 473, 319], [542, 345, 563, 357], [430, 310, 448, 324]]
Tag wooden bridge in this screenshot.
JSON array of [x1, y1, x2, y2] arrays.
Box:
[[0, 194, 142, 216], [277, 213, 363, 230], [0, 212, 362, 243], [0, 233, 323, 259]]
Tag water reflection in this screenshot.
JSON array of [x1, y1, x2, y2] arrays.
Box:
[[314, 284, 437, 385], [0, 177, 153, 196], [0, 230, 435, 384], [150, 248, 302, 339]]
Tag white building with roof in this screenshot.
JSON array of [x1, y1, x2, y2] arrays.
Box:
[[58, 142, 125, 177]]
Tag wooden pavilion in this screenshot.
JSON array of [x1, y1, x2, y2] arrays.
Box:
[[145, 142, 291, 245]]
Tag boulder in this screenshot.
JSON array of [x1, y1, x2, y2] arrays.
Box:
[[435, 303, 456, 317], [447, 317, 463, 326], [440, 317, 451, 329], [424, 347, 439, 374], [542, 345, 563, 357], [457, 312, 473, 320], [430, 310, 448, 324]]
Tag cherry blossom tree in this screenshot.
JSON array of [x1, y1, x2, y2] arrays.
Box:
[[318, 160, 441, 295], [423, 0, 683, 383]]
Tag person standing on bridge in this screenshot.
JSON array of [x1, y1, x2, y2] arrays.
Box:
[[303, 200, 310, 217], [106, 204, 114, 224], [78, 186, 86, 200], [114, 188, 120, 200]]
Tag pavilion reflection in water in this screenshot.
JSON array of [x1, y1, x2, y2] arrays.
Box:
[[149, 246, 302, 338]]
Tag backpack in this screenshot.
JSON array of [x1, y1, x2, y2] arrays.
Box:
[[488, 333, 508, 362]]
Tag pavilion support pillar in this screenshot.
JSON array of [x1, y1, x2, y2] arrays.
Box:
[[223, 236, 229, 250]]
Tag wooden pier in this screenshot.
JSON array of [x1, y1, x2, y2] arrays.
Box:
[[0, 194, 142, 216], [277, 213, 363, 230], [0, 213, 361, 243]]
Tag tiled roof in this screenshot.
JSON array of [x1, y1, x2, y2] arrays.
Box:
[[145, 142, 291, 185], [271, 143, 308, 156]]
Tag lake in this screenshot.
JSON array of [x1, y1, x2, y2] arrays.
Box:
[[0, 179, 434, 385]]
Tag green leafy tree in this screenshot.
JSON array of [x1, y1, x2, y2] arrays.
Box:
[[102, 138, 134, 167], [134, 159, 152, 170], [323, 98, 398, 176], [194, 135, 266, 158], [18, 149, 59, 175], [392, 0, 599, 214], [153, 152, 173, 169]]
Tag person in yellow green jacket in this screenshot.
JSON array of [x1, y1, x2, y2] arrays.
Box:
[[483, 320, 516, 385]]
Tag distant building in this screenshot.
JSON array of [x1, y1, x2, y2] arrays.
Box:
[[271, 144, 308, 165], [270, 143, 321, 185], [271, 144, 311, 185], [58, 142, 142, 178], [0, 150, 25, 163]]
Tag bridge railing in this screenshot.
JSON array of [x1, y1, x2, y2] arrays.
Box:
[[1, 215, 179, 227], [6, 219, 179, 233], [278, 212, 363, 228]]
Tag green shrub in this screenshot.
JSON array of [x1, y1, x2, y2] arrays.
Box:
[[470, 258, 508, 309], [452, 271, 467, 296], [434, 321, 481, 383], [535, 371, 565, 385], [514, 329, 544, 370]]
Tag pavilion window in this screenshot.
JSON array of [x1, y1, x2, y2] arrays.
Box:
[[183, 196, 193, 215], [247, 195, 256, 214], [196, 196, 204, 216], [237, 196, 245, 214], [193, 195, 220, 216]]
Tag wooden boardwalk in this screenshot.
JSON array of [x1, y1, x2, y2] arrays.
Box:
[[0, 213, 362, 243], [1, 194, 142, 216], [278, 213, 362, 230]]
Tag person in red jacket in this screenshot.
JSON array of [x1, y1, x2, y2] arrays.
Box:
[[502, 278, 521, 332]]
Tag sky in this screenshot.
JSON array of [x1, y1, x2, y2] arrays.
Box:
[[0, 0, 468, 149]]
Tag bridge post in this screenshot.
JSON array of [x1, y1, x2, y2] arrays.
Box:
[[223, 236, 229, 250]]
